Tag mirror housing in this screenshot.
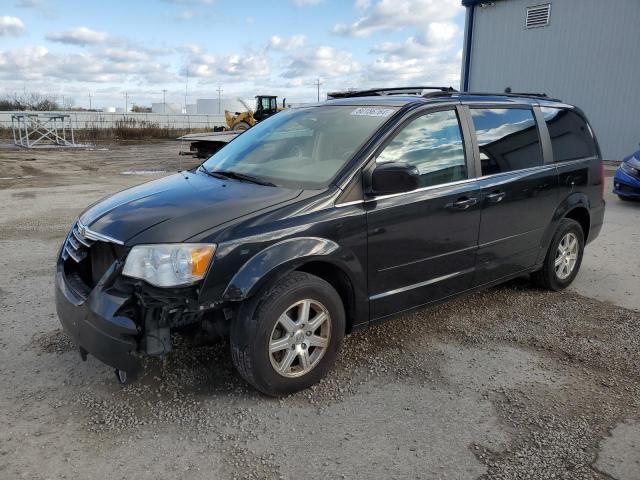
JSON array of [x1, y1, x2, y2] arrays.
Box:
[[370, 162, 420, 195]]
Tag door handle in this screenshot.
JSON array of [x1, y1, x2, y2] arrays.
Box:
[[486, 191, 506, 203], [447, 197, 478, 210]]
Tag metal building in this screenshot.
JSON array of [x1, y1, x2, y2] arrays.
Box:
[[461, 0, 640, 160]]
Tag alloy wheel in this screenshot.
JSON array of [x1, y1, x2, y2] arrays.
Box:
[[268, 299, 331, 378], [555, 232, 579, 280]]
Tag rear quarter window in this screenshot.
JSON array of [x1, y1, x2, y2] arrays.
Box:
[[541, 107, 598, 162]]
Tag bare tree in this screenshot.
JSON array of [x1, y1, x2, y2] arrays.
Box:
[[0, 92, 60, 111]]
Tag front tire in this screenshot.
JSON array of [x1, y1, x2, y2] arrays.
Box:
[[532, 218, 585, 291], [230, 271, 345, 396], [232, 121, 251, 131]]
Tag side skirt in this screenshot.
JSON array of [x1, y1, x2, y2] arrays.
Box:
[[356, 264, 543, 330]]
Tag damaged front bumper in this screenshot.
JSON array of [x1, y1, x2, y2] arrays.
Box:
[[55, 253, 210, 380], [55, 260, 142, 376]]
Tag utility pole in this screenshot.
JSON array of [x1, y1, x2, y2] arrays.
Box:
[[314, 78, 322, 102], [184, 67, 189, 113], [216, 86, 223, 114], [123, 91, 129, 112], [162, 89, 168, 113], [61, 95, 65, 111], [88, 92, 92, 111]]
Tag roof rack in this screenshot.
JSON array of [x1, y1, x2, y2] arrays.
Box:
[[327, 86, 458, 99], [461, 91, 561, 101], [503, 87, 549, 98]]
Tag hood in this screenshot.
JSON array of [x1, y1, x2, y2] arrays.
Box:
[[79, 170, 302, 244]]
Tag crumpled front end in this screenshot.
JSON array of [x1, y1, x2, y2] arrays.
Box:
[[55, 221, 207, 379]]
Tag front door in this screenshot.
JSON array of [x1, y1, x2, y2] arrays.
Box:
[[366, 108, 481, 320]]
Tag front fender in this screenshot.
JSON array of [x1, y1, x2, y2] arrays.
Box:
[[222, 237, 342, 301]]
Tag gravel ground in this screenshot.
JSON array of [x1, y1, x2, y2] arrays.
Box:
[[0, 142, 638, 480]]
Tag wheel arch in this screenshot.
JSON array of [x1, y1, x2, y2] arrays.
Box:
[[537, 193, 592, 264], [564, 206, 590, 241], [294, 261, 359, 333], [222, 237, 367, 331]]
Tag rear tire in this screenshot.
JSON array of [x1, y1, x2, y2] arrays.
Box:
[[532, 218, 584, 291], [230, 271, 345, 396]]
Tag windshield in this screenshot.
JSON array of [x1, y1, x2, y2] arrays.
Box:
[[201, 105, 397, 189]]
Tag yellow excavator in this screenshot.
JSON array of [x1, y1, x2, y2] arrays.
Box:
[[224, 95, 285, 131], [179, 95, 287, 158]]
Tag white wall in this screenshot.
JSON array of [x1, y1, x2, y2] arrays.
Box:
[[0, 111, 226, 130]]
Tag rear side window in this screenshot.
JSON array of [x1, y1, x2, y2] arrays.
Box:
[[376, 109, 467, 188], [470, 108, 542, 176], [541, 107, 597, 161]]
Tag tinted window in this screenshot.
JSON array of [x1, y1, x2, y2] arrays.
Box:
[[471, 108, 542, 175], [376, 109, 466, 188], [541, 107, 597, 161]]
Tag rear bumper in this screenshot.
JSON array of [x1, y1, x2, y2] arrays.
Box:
[[55, 261, 141, 375], [613, 170, 640, 198]]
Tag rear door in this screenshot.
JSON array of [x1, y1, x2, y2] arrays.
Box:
[[467, 105, 559, 285], [366, 106, 482, 320]]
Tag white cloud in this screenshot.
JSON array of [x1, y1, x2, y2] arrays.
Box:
[[365, 21, 462, 86], [104, 48, 150, 63], [281, 46, 361, 79], [0, 46, 177, 85], [0, 16, 26, 36], [182, 46, 270, 79], [46, 27, 111, 46], [426, 22, 459, 44], [333, 0, 462, 37], [269, 34, 306, 51]]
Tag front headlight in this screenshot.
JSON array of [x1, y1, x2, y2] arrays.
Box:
[[621, 161, 640, 177], [122, 244, 216, 287]]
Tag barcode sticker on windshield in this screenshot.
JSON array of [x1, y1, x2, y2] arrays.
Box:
[[350, 107, 394, 117]]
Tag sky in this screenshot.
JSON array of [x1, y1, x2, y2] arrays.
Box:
[[0, 0, 466, 110]]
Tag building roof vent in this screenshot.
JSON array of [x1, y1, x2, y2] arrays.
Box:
[[526, 4, 551, 28]]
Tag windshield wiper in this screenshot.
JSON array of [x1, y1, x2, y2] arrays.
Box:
[[207, 169, 276, 187], [199, 164, 226, 179]]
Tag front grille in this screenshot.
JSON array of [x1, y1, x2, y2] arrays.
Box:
[[61, 222, 123, 296], [62, 222, 95, 263]]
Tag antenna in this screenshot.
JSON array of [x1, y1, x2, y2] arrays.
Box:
[[314, 78, 322, 102]]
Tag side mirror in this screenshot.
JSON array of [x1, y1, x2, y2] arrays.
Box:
[[370, 162, 420, 195]]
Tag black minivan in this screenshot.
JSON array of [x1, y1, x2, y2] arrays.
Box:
[[56, 87, 605, 396]]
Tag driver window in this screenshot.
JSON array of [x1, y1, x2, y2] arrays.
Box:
[[376, 109, 467, 188]]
